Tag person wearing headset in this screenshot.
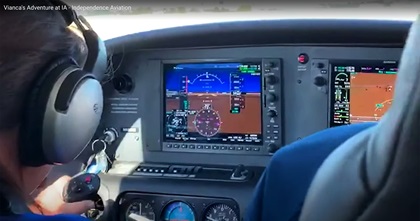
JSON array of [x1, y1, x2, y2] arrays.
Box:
[[0, 2, 388, 221], [0, 1, 412, 221], [0, 0, 106, 220]]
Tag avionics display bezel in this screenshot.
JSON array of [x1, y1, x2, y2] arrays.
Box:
[[161, 59, 264, 146], [329, 59, 398, 127]]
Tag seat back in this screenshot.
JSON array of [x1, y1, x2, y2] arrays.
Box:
[[299, 16, 420, 221]]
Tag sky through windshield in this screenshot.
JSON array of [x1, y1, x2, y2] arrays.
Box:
[[67, 1, 420, 40]]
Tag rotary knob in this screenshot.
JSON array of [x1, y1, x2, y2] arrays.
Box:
[[268, 143, 279, 153], [313, 76, 327, 87], [316, 63, 325, 69], [265, 75, 277, 85], [267, 110, 277, 117], [266, 93, 277, 102]]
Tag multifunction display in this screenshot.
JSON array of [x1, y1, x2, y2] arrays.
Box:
[[330, 60, 398, 127]]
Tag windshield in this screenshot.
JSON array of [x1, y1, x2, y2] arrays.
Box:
[[73, 1, 420, 40]]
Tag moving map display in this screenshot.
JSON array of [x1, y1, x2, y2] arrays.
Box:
[[164, 62, 262, 144], [330, 60, 398, 127]]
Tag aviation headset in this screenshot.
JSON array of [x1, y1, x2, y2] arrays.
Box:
[[18, 0, 107, 167]]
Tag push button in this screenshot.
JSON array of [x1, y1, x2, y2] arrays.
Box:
[[134, 164, 168, 176], [164, 166, 188, 178], [84, 176, 92, 184], [298, 53, 309, 64]]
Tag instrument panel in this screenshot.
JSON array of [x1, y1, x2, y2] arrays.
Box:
[[119, 193, 240, 221], [99, 45, 403, 219], [102, 46, 402, 165]]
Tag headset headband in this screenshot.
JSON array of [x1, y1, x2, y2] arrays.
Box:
[[48, 0, 92, 31]]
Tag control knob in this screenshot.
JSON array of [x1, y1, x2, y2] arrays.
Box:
[[265, 62, 277, 68], [313, 76, 327, 87], [266, 93, 278, 102], [268, 143, 279, 153], [113, 74, 133, 94], [267, 110, 277, 117], [265, 75, 278, 85]]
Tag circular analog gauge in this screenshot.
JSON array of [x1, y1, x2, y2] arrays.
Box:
[[204, 204, 239, 221], [161, 201, 195, 221], [125, 199, 156, 221], [193, 109, 221, 137]]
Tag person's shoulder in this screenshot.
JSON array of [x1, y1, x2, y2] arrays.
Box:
[[280, 123, 377, 153], [0, 214, 90, 221], [269, 123, 377, 165]]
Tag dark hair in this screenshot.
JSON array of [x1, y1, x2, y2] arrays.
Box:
[[0, 2, 88, 212], [0, 1, 87, 131]]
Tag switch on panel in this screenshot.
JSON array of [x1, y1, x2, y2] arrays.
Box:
[[265, 75, 278, 85]]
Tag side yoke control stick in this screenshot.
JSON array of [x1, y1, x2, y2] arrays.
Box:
[[62, 173, 101, 203]]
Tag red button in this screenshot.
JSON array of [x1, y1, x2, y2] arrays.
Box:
[[85, 176, 92, 184], [298, 53, 309, 64]]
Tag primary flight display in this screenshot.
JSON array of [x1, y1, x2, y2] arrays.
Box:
[[164, 62, 263, 144]]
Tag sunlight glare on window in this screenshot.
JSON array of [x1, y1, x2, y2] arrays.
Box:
[[74, 1, 420, 40]]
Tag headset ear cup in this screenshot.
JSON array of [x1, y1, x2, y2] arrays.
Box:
[[19, 58, 103, 166], [42, 71, 103, 164], [19, 58, 78, 166], [19, 4, 106, 167]]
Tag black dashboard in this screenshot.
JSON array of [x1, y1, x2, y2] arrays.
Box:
[[85, 19, 410, 221]]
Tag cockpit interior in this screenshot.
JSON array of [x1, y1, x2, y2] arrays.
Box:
[[21, 3, 419, 221]]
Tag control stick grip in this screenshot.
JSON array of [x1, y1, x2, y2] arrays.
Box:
[[62, 173, 101, 203]]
